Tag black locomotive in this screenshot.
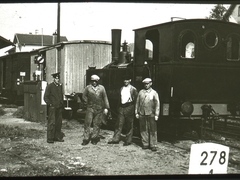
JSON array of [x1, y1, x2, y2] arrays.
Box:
[[86, 19, 240, 140]]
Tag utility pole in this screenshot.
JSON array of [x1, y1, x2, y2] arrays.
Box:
[[56, 2, 61, 73], [57, 2, 60, 43]]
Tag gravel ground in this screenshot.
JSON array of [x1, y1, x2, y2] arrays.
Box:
[[0, 107, 240, 177]]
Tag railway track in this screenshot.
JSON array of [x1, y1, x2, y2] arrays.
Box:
[[201, 116, 240, 138], [160, 116, 240, 152]]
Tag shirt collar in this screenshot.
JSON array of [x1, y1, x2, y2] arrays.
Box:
[[144, 87, 152, 93], [123, 84, 131, 88], [91, 84, 99, 90], [54, 82, 61, 86]]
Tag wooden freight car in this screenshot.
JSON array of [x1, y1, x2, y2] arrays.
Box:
[[31, 40, 112, 93], [0, 40, 111, 118], [0, 51, 37, 105], [27, 40, 112, 118]]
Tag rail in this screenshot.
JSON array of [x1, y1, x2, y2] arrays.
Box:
[[201, 116, 240, 138]]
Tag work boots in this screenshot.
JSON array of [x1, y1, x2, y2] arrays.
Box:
[[81, 139, 90, 146], [91, 137, 100, 145]]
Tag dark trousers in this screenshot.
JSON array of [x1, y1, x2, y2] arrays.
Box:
[[139, 115, 157, 148], [111, 104, 134, 143], [47, 106, 63, 141], [83, 108, 103, 142]]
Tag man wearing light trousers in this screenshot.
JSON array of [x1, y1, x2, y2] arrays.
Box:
[[135, 78, 160, 151]]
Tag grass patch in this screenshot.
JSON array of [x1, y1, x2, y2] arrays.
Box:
[[1, 104, 18, 108], [0, 124, 45, 139], [12, 106, 24, 118], [0, 107, 6, 116]]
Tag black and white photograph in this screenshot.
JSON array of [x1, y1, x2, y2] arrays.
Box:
[[0, 1, 240, 177]]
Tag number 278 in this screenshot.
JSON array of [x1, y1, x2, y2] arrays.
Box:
[[200, 151, 226, 165]]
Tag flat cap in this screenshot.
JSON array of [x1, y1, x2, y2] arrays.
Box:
[[142, 78, 152, 83], [91, 74, 100, 81], [51, 72, 60, 79]]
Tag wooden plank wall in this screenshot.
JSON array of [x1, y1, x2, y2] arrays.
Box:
[[23, 81, 47, 122], [63, 43, 111, 95], [45, 49, 57, 85], [0, 57, 5, 90], [2, 53, 31, 91]]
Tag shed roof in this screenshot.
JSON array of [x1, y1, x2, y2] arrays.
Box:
[[13, 33, 68, 46], [31, 40, 111, 53], [0, 36, 14, 49]]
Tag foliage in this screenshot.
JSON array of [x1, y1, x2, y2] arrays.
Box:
[[207, 4, 227, 20]]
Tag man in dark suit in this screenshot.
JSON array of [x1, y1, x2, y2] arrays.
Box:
[[44, 72, 64, 143]]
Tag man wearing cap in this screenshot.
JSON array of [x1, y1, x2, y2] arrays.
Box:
[[82, 74, 110, 145], [44, 72, 64, 143], [135, 78, 160, 151], [108, 75, 138, 146]]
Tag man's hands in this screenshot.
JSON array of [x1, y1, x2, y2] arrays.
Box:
[[135, 113, 139, 119], [103, 108, 108, 115]]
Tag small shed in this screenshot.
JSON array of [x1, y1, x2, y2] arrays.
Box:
[[23, 81, 47, 123]]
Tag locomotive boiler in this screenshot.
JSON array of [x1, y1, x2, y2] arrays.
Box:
[[86, 19, 240, 140]]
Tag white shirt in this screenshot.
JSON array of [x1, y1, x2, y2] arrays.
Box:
[[121, 85, 132, 104]]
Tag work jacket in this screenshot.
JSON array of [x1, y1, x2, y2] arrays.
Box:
[[135, 87, 160, 117], [82, 84, 110, 111], [44, 82, 64, 108]]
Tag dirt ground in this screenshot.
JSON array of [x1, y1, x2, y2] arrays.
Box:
[[1, 106, 240, 177]]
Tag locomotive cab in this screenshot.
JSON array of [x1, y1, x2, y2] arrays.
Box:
[[133, 19, 240, 138]]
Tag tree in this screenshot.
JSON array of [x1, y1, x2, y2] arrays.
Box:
[[207, 4, 227, 20]]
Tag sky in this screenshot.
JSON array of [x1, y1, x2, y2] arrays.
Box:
[[0, 2, 230, 44]]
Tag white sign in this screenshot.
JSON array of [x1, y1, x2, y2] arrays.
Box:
[[188, 143, 229, 174], [20, 72, 26, 76], [41, 81, 47, 105], [35, 70, 41, 76]]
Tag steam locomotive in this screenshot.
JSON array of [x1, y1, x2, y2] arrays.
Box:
[[86, 19, 240, 139]]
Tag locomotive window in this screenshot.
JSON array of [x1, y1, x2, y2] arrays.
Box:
[[204, 31, 218, 48], [180, 31, 195, 59], [238, 6, 240, 17], [226, 35, 240, 61], [145, 40, 153, 61], [185, 42, 195, 58], [145, 29, 159, 62]]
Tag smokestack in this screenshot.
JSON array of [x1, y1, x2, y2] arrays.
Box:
[[111, 29, 121, 62]]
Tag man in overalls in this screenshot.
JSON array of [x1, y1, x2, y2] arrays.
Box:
[[82, 74, 110, 145]]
